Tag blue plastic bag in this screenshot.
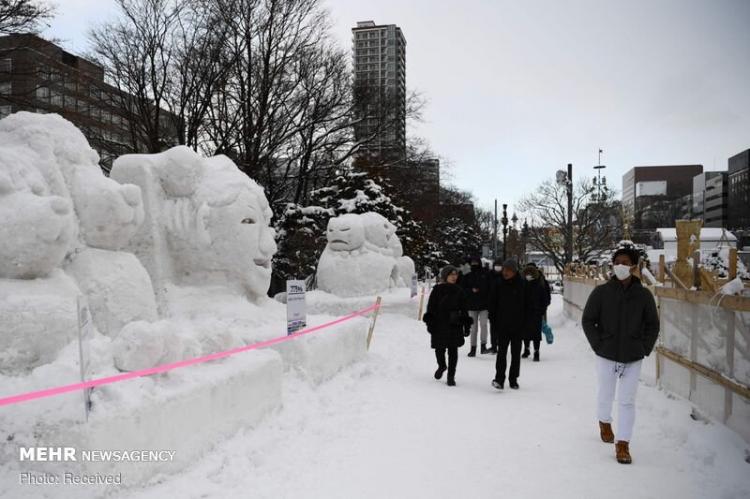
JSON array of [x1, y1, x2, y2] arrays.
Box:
[[542, 321, 553, 345]]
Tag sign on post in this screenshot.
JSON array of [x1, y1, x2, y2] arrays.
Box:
[[286, 280, 307, 335], [410, 273, 418, 298], [76, 296, 93, 421]]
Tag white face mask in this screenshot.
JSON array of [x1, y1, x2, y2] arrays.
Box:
[[525, 275, 534, 281], [613, 264, 632, 280], [493, 266, 502, 272]]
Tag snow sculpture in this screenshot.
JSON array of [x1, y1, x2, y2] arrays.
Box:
[[397, 256, 416, 287], [0, 113, 157, 338], [0, 150, 79, 374], [316, 212, 413, 297], [111, 146, 277, 303], [109, 146, 277, 370]]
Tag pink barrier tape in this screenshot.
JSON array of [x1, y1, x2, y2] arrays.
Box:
[[0, 303, 380, 408]]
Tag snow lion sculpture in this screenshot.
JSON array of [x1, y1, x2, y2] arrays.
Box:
[[316, 212, 413, 297]]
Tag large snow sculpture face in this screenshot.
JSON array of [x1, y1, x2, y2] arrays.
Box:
[[199, 177, 277, 297], [0, 165, 75, 279], [152, 149, 278, 299], [326, 214, 365, 252]]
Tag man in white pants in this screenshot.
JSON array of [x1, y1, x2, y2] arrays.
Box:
[[582, 247, 659, 464]]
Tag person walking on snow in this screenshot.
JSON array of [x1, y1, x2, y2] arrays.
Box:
[[488, 259, 530, 390], [582, 248, 660, 464], [461, 256, 492, 356], [522, 263, 551, 361], [423, 265, 473, 386]]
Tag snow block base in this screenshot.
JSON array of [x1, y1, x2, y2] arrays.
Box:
[[3, 350, 282, 496], [272, 319, 369, 384]]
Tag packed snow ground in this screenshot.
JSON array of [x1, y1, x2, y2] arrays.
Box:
[[114, 295, 749, 499]]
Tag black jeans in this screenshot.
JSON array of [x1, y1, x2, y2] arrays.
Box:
[[435, 347, 458, 378], [495, 336, 522, 383], [523, 339, 541, 352]]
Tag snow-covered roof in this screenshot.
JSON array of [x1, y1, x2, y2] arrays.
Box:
[[656, 228, 737, 242]]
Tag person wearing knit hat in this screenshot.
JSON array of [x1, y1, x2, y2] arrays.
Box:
[[422, 265, 472, 386], [487, 257, 530, 390]]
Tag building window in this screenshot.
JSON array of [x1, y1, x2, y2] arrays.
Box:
[[50, 89, 62, 107], [35, 86, 50, 102], [0, 82, 10, 95]]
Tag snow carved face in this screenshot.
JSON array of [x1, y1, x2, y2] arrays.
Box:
[[326, 214, 365, 252], [159, 152, 278, 300], [0, 168, 75, 278]]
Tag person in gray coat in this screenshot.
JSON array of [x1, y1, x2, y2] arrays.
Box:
[[582, 247, 659, 465]]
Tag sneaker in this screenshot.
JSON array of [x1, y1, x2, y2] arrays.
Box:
[[434, 366, 447, 380], [468, 346, 477, 357], [447, 377, 456, 386], [480, 344, 490, 354], [509, 380, 519, 389], [492, 379, 504, 390], [489, 346, 498, 354], [521, 349, 530, 359], [533, 351, 540, 362]]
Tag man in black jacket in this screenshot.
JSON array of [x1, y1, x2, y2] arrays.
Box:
[[582, 247, 659, 465], [488, 259, 529, 390], [460, 256, 492, 356]]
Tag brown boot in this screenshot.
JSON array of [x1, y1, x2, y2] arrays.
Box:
[[615, 441, 632, 464], [599, 421, 614, 443]]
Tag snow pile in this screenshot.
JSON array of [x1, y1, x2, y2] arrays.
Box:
[[701, 246, 750, 280], [316, 212, 415, 297]]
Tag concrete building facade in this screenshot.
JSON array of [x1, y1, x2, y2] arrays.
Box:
[[351, 21, 406, 163]]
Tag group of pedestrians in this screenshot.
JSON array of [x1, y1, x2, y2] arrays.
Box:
[[423, 247, 660, 465], [422, 256, 551, 389]]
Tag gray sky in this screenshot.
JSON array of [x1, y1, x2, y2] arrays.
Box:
[[48, 0, 750, 215]]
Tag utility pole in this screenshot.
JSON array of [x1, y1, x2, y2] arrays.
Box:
[[567, 163, 573, 264], [501, 203, 509, 261], [493, 199, 498, 260]]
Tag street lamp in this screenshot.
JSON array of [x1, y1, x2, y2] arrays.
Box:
[[521, 219, 529, 263], [556, 163, 574, 264], [593, 148, 607, 202], [501, 203, 508, 261]]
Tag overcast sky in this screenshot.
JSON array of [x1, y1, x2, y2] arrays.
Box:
[[48, 0, 750, 215]]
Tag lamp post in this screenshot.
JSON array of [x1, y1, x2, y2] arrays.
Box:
[[493, 199, 498, 260], [521, 219, 529, 263], [556, 164, 574, 264], [501, 203, 508, 261], [511, 212, 519, 260], [593, 148, 607, 202]]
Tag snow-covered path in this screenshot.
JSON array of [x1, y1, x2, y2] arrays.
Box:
[[123, 295, 749, 499]]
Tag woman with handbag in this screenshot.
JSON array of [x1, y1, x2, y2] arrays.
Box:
[[422, 265, 472, 386]]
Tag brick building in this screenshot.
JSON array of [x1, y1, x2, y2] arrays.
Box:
[[0, 33, 176, 171]]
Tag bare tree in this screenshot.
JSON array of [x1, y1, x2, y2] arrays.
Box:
[[0, 0, 53, 34], [518, 177, 621, 273], [89, 0, 183, 153]]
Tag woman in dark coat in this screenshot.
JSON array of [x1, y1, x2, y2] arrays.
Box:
[[522, 263, 551, 361], [422, 265, 472, 386]]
